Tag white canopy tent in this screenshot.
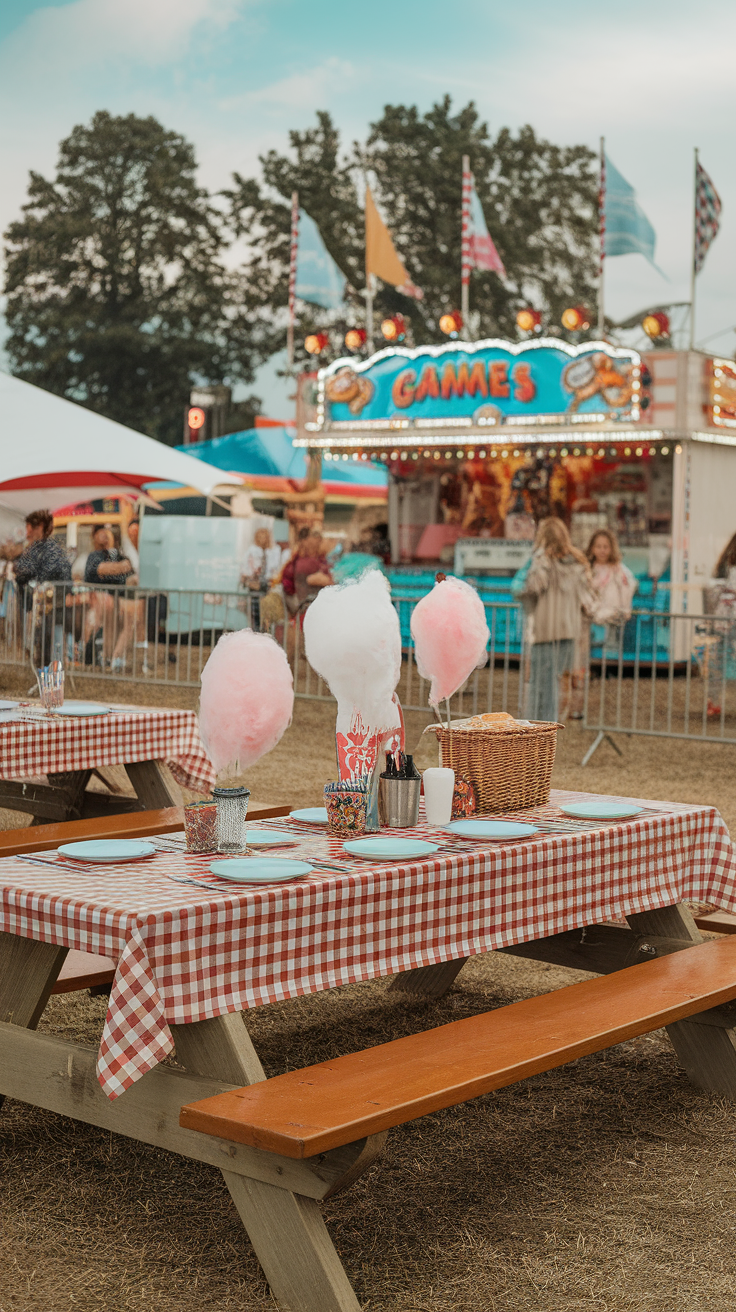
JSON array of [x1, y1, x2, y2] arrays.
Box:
[[0, 372, 244, 520]]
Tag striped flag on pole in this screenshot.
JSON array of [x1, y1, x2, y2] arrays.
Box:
[[694, 160, 722, 274], [461, 163, 506, 281]]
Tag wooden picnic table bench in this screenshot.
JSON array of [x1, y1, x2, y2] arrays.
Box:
[[180, 932, 736, 1161], [4, 793, 736, 1312]]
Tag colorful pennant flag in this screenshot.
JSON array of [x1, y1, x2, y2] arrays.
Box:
[[462, 169, 506, 279], [603, 155, 660, 272], [365, 188, 422, 298], [694, 160, 722, 275], [294, 209, 346, 311]]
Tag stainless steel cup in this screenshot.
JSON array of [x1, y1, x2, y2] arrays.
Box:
[[378, 777, 421, 828]]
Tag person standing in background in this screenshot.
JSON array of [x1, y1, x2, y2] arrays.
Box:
[[2, 508, 71, 593], [703, 530, 736, 719], [241, 527, 282, 630], [111, 517, 146, 672], [517, 517, 594, 723], [281, 529, 333, 616], [84, 524, 133, 668], [0, 509, 72, 664], [566, 528, 636, 718]]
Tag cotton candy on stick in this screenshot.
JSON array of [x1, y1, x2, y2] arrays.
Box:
[[410, 576, 490, 711], [303, 570, 402, 780], [199, 630, 294, 782]]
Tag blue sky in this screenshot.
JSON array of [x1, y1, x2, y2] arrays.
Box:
[[2, 0, 735, 415]]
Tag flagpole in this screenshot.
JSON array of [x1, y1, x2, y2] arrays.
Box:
[[365, 274, 375, 354], [597, 137, 605, 340], [287, 191, 298, 371], [689, 147, 698, 351], [461, 155, 471, 338]]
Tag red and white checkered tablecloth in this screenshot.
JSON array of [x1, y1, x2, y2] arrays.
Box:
[[1, 789, 734, 1100], [0, 704, 214, 794]]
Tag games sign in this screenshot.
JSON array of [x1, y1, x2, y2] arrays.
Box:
[[314, 339, 641, 430]]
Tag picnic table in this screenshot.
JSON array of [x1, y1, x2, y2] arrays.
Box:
[[2, 789, 736, 1312], [0, 700, 215, 823]]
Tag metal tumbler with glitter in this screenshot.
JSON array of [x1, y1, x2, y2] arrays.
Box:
[[213, 785, 250, 854]]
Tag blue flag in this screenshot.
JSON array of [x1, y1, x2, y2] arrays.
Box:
[[295, 210, 346, 310], [604, 155, 661, 272]]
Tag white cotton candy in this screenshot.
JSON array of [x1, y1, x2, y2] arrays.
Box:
[[303, 570, 401, 734]]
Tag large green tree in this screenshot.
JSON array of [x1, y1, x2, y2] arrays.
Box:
[[228, 98, 599, 366], [4, 111, 270, 445]]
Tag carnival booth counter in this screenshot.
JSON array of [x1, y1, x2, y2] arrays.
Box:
[[296, 339, 736, 661]]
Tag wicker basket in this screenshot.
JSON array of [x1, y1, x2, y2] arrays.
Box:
[[436, 721, 558, 813]]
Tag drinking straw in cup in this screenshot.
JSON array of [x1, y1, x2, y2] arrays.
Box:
[[422, 768, 455, 825], [183, 800, 218, 854], [36, 661, 64, 711]]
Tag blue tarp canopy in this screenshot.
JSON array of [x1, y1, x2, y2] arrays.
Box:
[[176, 427, 387, 491]]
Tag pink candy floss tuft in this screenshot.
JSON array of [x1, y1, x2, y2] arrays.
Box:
[[411, 576, 490, 706], [199, 630, 294, 777]]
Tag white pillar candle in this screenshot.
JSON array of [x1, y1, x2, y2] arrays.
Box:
[[423, 767, 455, 825]]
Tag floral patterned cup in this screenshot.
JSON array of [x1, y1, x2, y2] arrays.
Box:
[[324, 782, 368, 836], [183, 800, 218, 853]]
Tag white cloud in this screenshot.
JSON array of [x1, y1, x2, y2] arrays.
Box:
[[1, 0, 243, 70], [220, 58, 357, 113]]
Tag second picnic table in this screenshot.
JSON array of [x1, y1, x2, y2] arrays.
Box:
[[0, 700, 215, 823]]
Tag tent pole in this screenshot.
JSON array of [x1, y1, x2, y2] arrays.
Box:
[[689, 149, 698, 351]]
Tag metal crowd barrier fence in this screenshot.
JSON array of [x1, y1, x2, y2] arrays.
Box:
[[582, 610, 736, 764], [4, 586, 735, 753], [0, 581, 527, 719]]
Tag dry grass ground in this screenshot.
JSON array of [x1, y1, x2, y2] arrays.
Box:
[[2, 669, 736, 1310]]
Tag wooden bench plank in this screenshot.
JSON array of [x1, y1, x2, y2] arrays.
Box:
[[694, 910, 736, 935], [0, 803, 290, 857], [180, 934, 736, 1160], [51, 950, 117, 995]]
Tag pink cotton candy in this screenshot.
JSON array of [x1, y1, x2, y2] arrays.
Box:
[[410, 576, 490, 707], [199, 630, 294, 778]]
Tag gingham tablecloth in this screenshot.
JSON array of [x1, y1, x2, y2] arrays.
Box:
[[0, 704, 214, 794], [1, 789, 734, 1100]]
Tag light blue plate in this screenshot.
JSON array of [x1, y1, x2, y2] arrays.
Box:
[[245, 830, 299, 847], [52, 702, 111, 717], [209, 858, 313, 883], [289, 808, 328, 825], [560, 802, 643, 820], [59, 840, 156, 862], [343, 837, 439, 861], [442, 820, 539, 840]]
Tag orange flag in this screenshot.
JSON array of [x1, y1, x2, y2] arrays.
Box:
[[365, 186, 410, 287]]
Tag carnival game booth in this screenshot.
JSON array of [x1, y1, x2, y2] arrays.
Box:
[[295, 340, 736, 660]]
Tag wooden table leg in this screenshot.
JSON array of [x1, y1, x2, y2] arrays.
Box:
[[0, 930, 69, 1111], [0, 770, 91, 824], [172, 1013, 362, 1312], [124, 760, 178, 810], [389, 957, 468, 998], [627, 903, 736, 1098]]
